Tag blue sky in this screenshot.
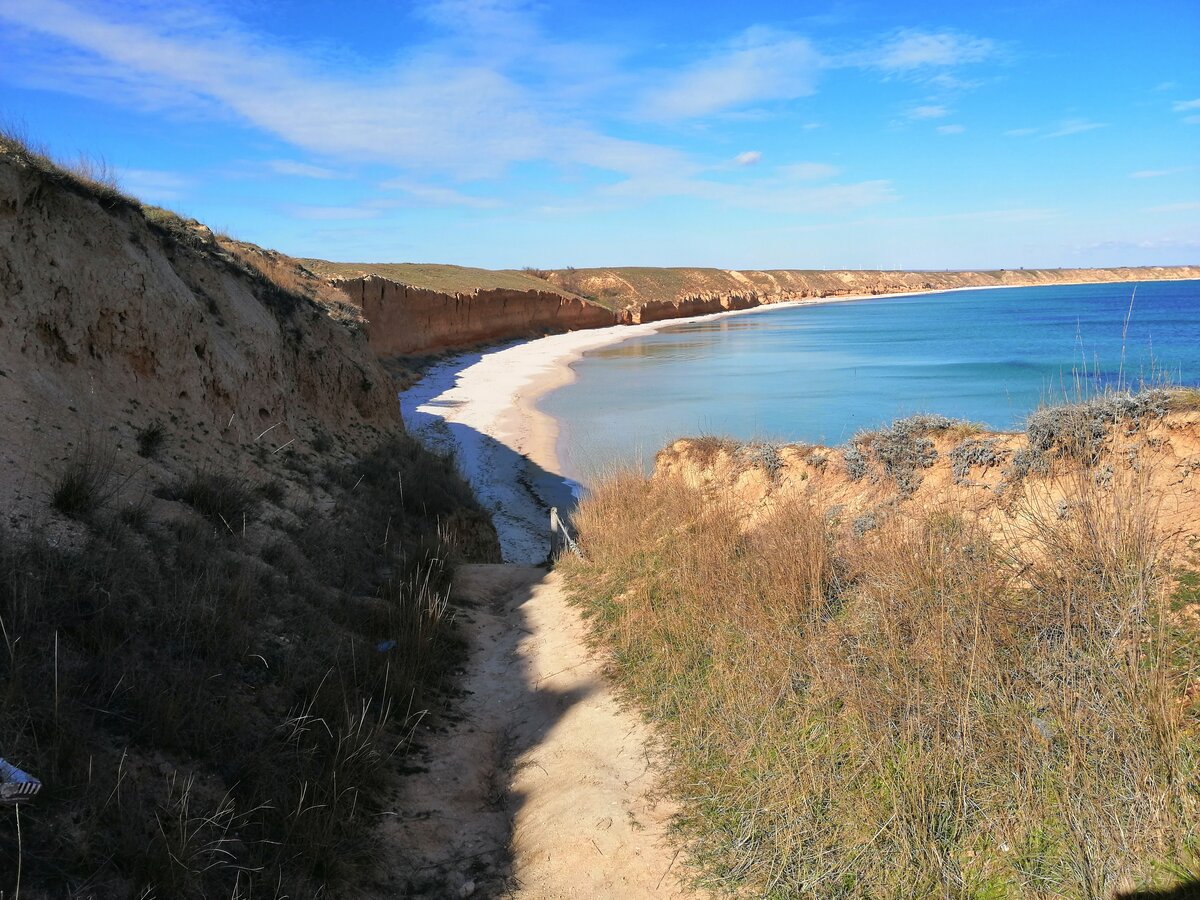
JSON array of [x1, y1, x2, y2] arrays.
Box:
[[1, 0, 1197, 269]]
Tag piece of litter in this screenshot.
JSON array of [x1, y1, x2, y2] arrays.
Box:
[[0, 757, 42, 804], [376, 639, 398, 652]]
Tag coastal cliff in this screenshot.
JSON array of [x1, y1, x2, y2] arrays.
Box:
[[323, 263, 1200, 359], [334, 274, 619, 356]]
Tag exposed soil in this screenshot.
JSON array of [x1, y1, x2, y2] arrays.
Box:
[[378, 564, 699, 899]]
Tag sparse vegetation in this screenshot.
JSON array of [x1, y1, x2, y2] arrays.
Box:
[[2, 435, 498, 896], [166, 469, 259, 527], [50, 440, 118, 519], [135, 420, 166, 458], [848, 414, 978, 494], [736, 442, 785, 478], [561, 455, 1199, 898], [0, 125, 134, 209]]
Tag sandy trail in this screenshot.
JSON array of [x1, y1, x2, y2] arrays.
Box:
[[382, 564, 694, 898]]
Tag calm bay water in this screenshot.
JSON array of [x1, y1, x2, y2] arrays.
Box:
[[540, 280, 1200, 478]]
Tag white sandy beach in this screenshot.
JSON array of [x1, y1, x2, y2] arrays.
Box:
[[400, 286, 1016, 563]]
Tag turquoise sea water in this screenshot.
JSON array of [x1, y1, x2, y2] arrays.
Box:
[[540, 280, 1200, 478]]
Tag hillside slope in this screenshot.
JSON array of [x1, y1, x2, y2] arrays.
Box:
[[0, 138, 499, 896]]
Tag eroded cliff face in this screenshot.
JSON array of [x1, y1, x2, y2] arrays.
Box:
[[0, 152, 404, 529], [335, 274, 620, 356], [551, 265, 1200, 311], [332, 264, 1199, 360]]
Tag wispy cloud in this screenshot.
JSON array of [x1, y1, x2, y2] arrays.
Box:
[[637, 27, 820, 120], [1045, 118, 1107, 138], [267, 159, 345, 179], [1006, 118, 1107, 139], [0, 1, 984, 219], [1129, 167, 1189, 178], [867, 29, 995, 71], [0, 0, 670, 182], [1172, 98, 1200, 112], [909, 104, 949, 119], [379, 178, 504, 209], [936, 124, 965, 135]]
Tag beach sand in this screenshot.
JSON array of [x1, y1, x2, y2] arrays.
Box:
[[399, 286, 1012, 563]]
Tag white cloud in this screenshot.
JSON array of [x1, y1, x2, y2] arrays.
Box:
[[910, 104, 949, 119], [267, 159, 344, 179], [1045, 118, 1107, 138], [1172, 98, 1200, 112], [734, 150, 762, 166], [379, 178, 503, 208], [638, 27, 821, 120], [936, 124, 965, 135], [0, 0, 672, 182], [869, 30, 995, 71], [1009, 119, 1107, 139]]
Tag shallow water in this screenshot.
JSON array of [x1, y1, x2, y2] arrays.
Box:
[[540, 280, 1200, 478]]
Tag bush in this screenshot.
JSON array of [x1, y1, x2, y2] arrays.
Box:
[[136, 420, 166, 458], [167, 470, 259, 528], [50, 440, 117, 519], [948, 437, 1009, 484]]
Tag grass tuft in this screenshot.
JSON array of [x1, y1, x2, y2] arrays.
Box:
[[50, 440, 117, 519], [168, 470, 259, 527]]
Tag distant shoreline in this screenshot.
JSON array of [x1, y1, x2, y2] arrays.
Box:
[[398, 278, 1172, 562]]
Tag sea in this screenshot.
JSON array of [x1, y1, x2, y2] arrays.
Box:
[[539, 279, 1200, 479]]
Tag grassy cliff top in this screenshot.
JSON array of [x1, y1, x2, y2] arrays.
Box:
[[299, 259, 1200, 311], [301, 260, 582, 298]]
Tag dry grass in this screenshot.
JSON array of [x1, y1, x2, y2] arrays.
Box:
[[560, 457, 1199, 898], [220, 241, 365, 324], [0, 124, 134, 209], [1, 435, 498, 897]]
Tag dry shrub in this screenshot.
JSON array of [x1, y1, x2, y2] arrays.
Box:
[[561, 457, 1199, 898], [219, 240, 363, 323]]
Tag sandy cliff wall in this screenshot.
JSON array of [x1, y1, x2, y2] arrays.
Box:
[[0, 152, 403, 527], [335, 265, 1199, 359], [336, 274, 619, 356]]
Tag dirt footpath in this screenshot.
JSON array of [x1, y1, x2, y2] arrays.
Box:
[[379, 565, 698, 898]]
